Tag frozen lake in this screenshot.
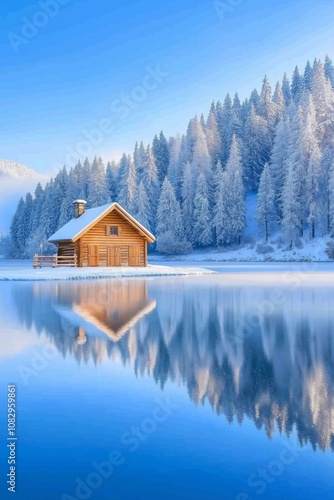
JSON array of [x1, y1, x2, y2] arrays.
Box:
[[0, 272, 334, 499], [1, 259, 334, 281]]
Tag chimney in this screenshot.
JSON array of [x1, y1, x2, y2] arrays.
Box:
[[73, 199, 87, 218]]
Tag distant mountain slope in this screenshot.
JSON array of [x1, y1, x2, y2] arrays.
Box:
[[0, 158, 42, 181], [0, 159, 45, 235]]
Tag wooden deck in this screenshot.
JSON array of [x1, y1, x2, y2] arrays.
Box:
[[33, 254, 78, 268]]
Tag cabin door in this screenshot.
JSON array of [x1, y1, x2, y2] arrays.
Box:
[[87, 245, 99, 266], [107, 246, 121, 266], [129, 246, 140, 266]]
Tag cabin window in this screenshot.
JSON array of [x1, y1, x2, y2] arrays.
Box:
[[105, 225, 121, 237]]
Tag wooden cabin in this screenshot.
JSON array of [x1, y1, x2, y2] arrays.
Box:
[[48, 200, 155, 267]]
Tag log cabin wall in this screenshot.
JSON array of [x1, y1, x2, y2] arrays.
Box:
[[78, 211, 147, 267], [57, 242, 78, 257]]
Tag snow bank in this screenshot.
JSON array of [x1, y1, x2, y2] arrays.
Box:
[[150, 235, 333, 263], [0, 263, 215, 281]]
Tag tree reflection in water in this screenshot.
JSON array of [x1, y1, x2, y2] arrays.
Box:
[[13, 277, 334, 452]]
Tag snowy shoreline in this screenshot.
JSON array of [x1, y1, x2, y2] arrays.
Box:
[[150, 256, 332, 263], [0, 264, 216, 281], [149, 236, 334, 263]]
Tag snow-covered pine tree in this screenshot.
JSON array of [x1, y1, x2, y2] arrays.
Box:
[[270, 114, 291, 215], [281, 160, 301, 247], [51, 166, 69, 231], [70, 160, 86, 200], [135, 180, 152, 231], [133, 142, 140, 170], [184, 118, 197, 161], [48, 180, 60, 232], [239, 99, 249, 135], [249, 88, 261, 112], [328, 153, 334, 234], [191, 117, 213, 189], [10, 197, 26, 257], [232, 93, 242, 137], [156, 178, 191, 254], [24, 192, 34, 242], [106, 160, 117, 201], [303, 60, 313, 91], [303, 95, 322, 238], [215, 100, 223, 155], [133, 141, 147, 183], [218, 94, 234, 165], [214, 135, 247, 245], [81, 158, 91, 200], [152, 131, 170, 184], [58, 177, 76, 228], [324, 55, 334, 88], [136, 141, 147, 179], [213, 162, 229, 247], [192, 172, 213, 246], [209, 100, 216, 116], [117, 153, 128, 186], [142, 144, 160, 230], [259, 76, 277, 130], [306, 148, 322, 238], [88, 156, 109, 207], [205, 110, 221, 166], [283, 104, 307, 237], [273, 81, 285, 122], [226, 136, 246, 244], [282, 72, 292, 106], [181, 162, 194, 243], [177, 134, 189, 179], [311, 59, 334, 148], [117, 153, 137, 213], [244, 104, 271, 190], [291, 66, 304, 102], [30, 183, 44, 232], [32, 180, 59, 254], [167, 134, 182, 198], [255, 163, 276, 240], [320, 147, 334, 233], [26, 183, 45, 256]]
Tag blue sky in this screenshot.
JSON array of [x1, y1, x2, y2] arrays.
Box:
[[1, 0, 334, 173]]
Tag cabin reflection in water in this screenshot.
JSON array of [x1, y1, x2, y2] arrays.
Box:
[[77, 327, 87, 345], [14, 280, 334, 452], [52, 280, 156, 342]]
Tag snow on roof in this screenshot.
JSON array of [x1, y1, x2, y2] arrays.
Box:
[[48, 203, 112, 242], [48, 202, 155, 243], [73, 199, 87, 204]]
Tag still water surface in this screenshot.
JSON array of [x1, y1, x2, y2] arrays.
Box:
[[0, 274, 334, 500]]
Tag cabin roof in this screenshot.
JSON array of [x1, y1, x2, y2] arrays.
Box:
[[48, 202, 155, 243]]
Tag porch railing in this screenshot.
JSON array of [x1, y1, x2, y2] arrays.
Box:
[[33, 254, 78, 268]]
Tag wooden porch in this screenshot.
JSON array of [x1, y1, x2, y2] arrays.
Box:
[[33, 254, 78, 268]]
